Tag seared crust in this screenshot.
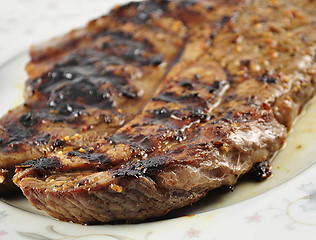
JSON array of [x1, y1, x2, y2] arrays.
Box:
[[0, 1, 189, 191], [10, 0, 316, 224]]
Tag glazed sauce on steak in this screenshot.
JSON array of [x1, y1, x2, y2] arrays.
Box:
[[3, 0, 316, 224]]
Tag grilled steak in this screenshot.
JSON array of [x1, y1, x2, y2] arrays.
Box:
[[0, 0, 189, 192], [10, 0, 316, 224]]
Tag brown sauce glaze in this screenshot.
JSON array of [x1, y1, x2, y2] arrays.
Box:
[[113, 1, 168, 24]]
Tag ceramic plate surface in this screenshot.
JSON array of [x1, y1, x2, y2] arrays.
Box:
[[1, 1, 316, 239]]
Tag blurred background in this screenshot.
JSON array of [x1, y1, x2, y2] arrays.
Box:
[[0, 0, 129, 65]]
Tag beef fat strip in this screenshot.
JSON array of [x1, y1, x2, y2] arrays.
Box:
[[13, 0, 316, 223]]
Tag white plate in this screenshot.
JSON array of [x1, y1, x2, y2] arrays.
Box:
[[1, 1, 316, 240]]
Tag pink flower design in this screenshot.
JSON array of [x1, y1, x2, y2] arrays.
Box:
[[0, 230, 7, 236], [299, 183, 316, 212], [246, 212, 262, 223], [186, 228, 200, 238]]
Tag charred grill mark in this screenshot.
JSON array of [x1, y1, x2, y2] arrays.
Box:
[[258, 71, 277, 84], [21, 156, 63, 170], [211, 106, 273, 126], [98, 114, 112, 124], [48, 102, 86, 117], [47, 69, 76, 82], [55, 52, 125, 71], [151, 92, 176, 102], [151, 91, 211, 120], [120, 86, 138, 99], [48, 78, 114, 110], [32, 54, 125, 98], [150, 74, 228, 115], [35, 134, 51, 145], [240, 59, 251, 68], [223, 93, 237, 103], [219, 16, 232, 26], [114, 156, 168, 178], [21, 105, 85, 124], [99, 31, 140, 48], [114, 0, 168, 24], [108, 133, 156, 152], [123, 49, 163, 66], [176, 0, 197, 7], [68, 151, 111, 164], [4, 119, 60, 149], [220, 110, 233, 122], [179, 80, 195, 90], [27, 28, 165, 119], [224, 70, 234, 85], [142, 54, 163, 66], [208, 80, 227, 93], [31, 27, 163, 96], [148, 105, 211, 123], [179, 77, 228, 95], [189, 107, 210, 121], [7, 124, 32, 144], [99, 31, 163, 66], [53, 139, 66, 148], [20, 104, 85, 124], [55, 48, 125, 67], [19, 112, 39, 127], [174, 130, 186, 142], [149, 107, 177, 119], [3, 119, 52, 148], [143, 105, 212, 144], [151, 91, 201, 103]]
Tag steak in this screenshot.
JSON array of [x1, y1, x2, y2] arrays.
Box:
[[0, 0, 189, 192], [9, 0, 316, 224]]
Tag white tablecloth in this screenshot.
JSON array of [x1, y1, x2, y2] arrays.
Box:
[[0, 0, 129, 65]]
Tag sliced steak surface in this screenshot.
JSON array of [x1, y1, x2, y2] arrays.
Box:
[[0, 0, 189, 192], [10, 0, 316, 224]]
